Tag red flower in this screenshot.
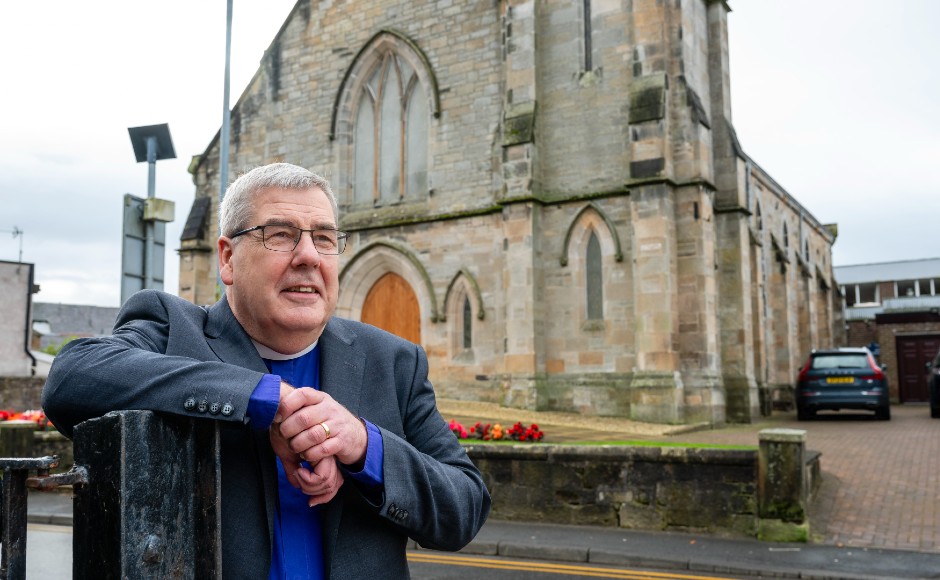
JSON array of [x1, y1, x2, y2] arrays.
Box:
[[447, 419, 544, 442]]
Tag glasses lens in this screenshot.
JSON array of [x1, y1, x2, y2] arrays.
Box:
[[312, 230, 343, 254], [262, 225, 300, 251]]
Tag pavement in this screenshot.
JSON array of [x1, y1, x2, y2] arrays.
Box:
[[16, 402, 940, 578], [21, 491, 940, 579]]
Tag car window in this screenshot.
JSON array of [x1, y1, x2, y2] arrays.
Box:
[[810, 354, 869, 370]]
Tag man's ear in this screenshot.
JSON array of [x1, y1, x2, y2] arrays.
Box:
[[218, 237, 235, 285]]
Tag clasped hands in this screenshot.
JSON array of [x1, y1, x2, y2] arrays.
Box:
[[269, 383, 368, 507]]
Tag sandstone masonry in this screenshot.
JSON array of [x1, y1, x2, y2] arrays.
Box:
[[178, 0, 842, 425]]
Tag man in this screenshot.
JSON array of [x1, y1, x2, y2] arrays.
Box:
[[42, 162, 490, 578]]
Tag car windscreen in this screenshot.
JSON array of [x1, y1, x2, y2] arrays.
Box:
[[810, 354, 870, 370]]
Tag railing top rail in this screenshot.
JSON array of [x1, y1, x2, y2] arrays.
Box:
[[0, 456, 58, 471]]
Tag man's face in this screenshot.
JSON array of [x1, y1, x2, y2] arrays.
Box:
[[219, 186, 340, 353]]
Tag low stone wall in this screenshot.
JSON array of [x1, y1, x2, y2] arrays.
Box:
[[0, 376, 45, 410], [467, 445, 759, 536], [4, 414, 820, 542], [467, 441, 820, 540]]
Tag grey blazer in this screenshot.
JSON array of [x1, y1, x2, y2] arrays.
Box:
[[42, 290, 490, 579]]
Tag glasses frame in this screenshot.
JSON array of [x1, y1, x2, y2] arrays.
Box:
[[230, 225, 348, 255]]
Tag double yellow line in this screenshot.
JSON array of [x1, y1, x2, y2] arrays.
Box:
[[407, 552, 735, 580]]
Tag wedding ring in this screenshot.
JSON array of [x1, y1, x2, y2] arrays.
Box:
[[320, 421, 332, 439]]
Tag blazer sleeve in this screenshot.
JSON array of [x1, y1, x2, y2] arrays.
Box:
[[42, 290, 265, 439], [373, 342, 491, 551]]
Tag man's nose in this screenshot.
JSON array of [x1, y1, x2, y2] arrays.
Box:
[[291, 231, 322, 265]]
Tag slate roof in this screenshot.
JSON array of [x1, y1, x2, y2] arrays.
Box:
[[834, 257, 940, 285], [32, 303, 120, 337]]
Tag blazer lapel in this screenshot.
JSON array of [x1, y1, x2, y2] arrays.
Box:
[[204, 296, 278, 549], [318, 319, 367, 569], [204, 296, 269, 374], [319, 319, 366, 412]]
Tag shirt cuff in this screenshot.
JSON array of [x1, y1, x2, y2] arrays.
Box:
[[247, 374, 282, 429], [343, 419, 384, 488]]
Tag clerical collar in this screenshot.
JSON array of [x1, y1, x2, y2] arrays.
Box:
[[252, 339, 319, 360]]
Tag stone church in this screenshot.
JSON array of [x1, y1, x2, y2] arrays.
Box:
[[178, 0, 844, 425]]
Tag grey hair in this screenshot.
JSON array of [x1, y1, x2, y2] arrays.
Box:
[[218, 163, 337, 237]]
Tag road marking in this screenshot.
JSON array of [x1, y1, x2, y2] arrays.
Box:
[[407, 552, 735, 579], [27, 523, 72, 534]]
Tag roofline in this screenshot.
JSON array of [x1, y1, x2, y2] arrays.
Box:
[[745, 153, 835, 244], [192, 0, 305, 178], [834, 257, 940, 270]]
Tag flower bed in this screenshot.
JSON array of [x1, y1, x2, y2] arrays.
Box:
[[0, 409, 54, 431], [449, 419, 544, 442]]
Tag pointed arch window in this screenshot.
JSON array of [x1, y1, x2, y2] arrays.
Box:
[[586, 232, 603, 319], [462, 296, 473, 349], [354, 52, 428, 204], [582, 0, 593, 71]]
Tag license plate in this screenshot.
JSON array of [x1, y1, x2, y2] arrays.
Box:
[[826, 377, 854, 384]]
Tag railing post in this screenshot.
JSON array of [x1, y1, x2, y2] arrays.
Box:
[[72, 410, 222, 579], [757, 428, 808, 542], [0, 456, 58, 580]]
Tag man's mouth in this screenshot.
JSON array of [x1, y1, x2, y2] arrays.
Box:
[[284, 286, 317, 294]]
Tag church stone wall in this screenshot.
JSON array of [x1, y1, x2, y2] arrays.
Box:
[[179, 0, 842, 426]]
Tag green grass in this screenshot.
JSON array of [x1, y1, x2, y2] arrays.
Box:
[[459, 439, 755, 450]]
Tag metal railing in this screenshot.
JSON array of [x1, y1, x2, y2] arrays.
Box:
[[1, 411, 221, 579]]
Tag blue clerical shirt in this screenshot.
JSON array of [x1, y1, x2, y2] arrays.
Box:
[[246, 342, 384, 580]]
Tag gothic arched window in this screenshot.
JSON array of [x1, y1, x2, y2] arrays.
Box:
[[586, 232, 603, 319], [354, 52, 428, 204], [462, 296, 472, 349]]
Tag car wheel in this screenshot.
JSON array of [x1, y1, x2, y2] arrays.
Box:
[[931, 406, 940, 419], [876, 405, 891, 420], [796, 406, 813, 421]]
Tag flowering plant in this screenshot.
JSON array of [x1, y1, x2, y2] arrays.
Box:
[[0, 409, 54, 431], [449, 419, 544, 442]]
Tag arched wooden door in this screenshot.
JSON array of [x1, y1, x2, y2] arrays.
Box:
[[361, 272, 421, 344]]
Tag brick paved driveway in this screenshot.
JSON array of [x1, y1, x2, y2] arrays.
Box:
[[658, 404, 940, 553]]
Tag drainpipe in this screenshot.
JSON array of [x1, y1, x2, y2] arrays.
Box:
[[23, 262, 37, 375]]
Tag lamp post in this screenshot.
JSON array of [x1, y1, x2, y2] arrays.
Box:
[[217, 0, 234, 298], [125, 124, 176, 301]]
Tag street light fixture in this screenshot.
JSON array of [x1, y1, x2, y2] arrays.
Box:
[[123, 123, 177, 303]]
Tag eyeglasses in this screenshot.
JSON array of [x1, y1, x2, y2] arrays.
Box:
[[230, 225, 348, 255]]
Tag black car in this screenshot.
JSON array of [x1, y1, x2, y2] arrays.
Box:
[[928, 350, 940, 419], [795, 348, 891, 420]]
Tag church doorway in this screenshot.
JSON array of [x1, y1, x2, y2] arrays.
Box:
[[361, 272, 421, 344]]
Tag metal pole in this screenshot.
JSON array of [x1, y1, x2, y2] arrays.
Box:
[[218, 0, 233, 298], [144, 136, 157, 290]]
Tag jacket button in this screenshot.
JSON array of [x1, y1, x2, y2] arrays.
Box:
[[184, 398, 196, 411], [197, 400, 209, 413], [388, 504, 398, 518], [221, 403, 234, 416], [209, 402, 221, 415]]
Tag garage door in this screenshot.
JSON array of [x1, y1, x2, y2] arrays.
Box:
[[896, 335, 940, 402]]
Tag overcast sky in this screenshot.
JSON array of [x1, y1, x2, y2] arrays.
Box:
[[2, 1, 938, 307]]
